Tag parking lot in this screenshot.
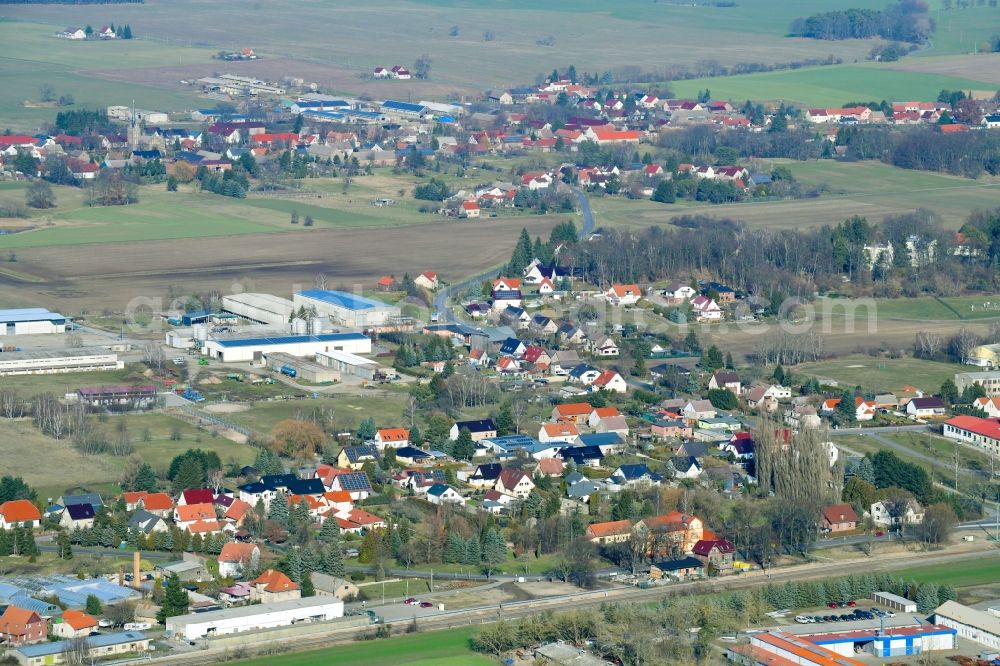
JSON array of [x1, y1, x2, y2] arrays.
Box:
[[792, 602, 897, 626]]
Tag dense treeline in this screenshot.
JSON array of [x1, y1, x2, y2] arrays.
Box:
[[54, 109, 110, 135], [790, 0, 932, 42], [659, 126, 821, 162], [198, 167, 249, 198], [564, 207, 1000, 299], [837, 126, 1000, 177]]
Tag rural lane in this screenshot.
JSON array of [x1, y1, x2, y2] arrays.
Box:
[[433, 187, 595, 323]]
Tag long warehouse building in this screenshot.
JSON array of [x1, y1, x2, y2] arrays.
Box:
[[202, 332, 371, 363], [0, 348, 122, 376], [934, 600, 1000, 651], [293, 289, 401, 329], [222, 293, 296, 326], [165, 597, 344, 641], [316, 348, 397, 382], [0, 308, 68, 335]]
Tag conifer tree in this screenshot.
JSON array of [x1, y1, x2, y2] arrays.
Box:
[[323, 542, 345, 577], [463, 536, 481, 565], [156, 575, 189, 623], [269, 491, 289, 526]]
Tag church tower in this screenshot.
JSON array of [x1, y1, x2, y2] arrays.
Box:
[[127, 100, 143, 149]]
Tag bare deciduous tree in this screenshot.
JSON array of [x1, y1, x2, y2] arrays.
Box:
[[914, 330, 943, 358], [949, 327, 980, 363], [0, 389, 24, 419]]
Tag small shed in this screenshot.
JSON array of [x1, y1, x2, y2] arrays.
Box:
[[872, 591, 917, 613]]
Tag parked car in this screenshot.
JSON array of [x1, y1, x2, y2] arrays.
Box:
[[419, 601, 433, 608], [827, 602, 838, 609], [404, 598, 417, 606], [846, 601, 857, 607]]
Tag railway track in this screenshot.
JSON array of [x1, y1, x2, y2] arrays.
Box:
[[145, 545, 995, 665]]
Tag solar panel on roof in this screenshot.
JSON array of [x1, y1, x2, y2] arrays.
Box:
[[337, 473, 372, 491]]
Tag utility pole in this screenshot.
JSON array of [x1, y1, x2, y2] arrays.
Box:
[[953, 442, 960, 492]]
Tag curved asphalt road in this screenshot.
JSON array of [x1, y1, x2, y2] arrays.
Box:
[[433, 187, 595, 323]]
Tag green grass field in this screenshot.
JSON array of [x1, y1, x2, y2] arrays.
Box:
[[791, 355, 961, 394], [122, 412, 257, 472], [589, 161, 1000, 233], [0, 169, 558, 248], [672, 64, 994, 107], [0, 368, 140, 398], [894, 556, 1000, 588], [0, 22, 209, 131], [882, 431, 995, 475], [226, 390, 412, 435], [0, 1, 884, 99], [232, 626, 490, 666], [0, 411, 255, 499], [917, 1, 1000, 58]]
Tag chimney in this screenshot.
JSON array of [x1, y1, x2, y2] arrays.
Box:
[[133, 551, 141, 590]]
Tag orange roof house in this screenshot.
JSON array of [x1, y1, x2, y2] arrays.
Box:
[[585, 519, 633, 544], [224, 499, 252, 523], [186, 519, 223, 534], [140, 492, 173, 513], [253, 569, 298, 593], [122, 491, 147, 508], [536, 457, 565, 477], [374, 428, 409, 449], [175, 502, 216, 524], [0, 606, 46, 645], [62, 610, 97, 630], [0, 499, 41, 528], [636, 512, 705, 554], [821, 503, 858, 532], [493, 277, 522, 291], [219, 542, 259, 565], [552, 402, 593, 423], [589, 127, 641, 144], [540, 422, 579, 441]]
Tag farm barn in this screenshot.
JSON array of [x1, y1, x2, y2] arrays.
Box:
[[0, 348, 122, 376], [0, 308, 68, 336], [221, 293, 295, 326], [315, 348, 396, 382], [293, 290, 401, 329]]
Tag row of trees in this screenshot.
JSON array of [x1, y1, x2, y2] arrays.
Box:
[[838, 126, 1000, 178], [561, 207, 1000, 305], [790, 0, 932, 42], [474, 571, 953, 665]]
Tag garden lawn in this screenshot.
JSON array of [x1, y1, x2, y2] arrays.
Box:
[[231, 626, 490, 666]]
